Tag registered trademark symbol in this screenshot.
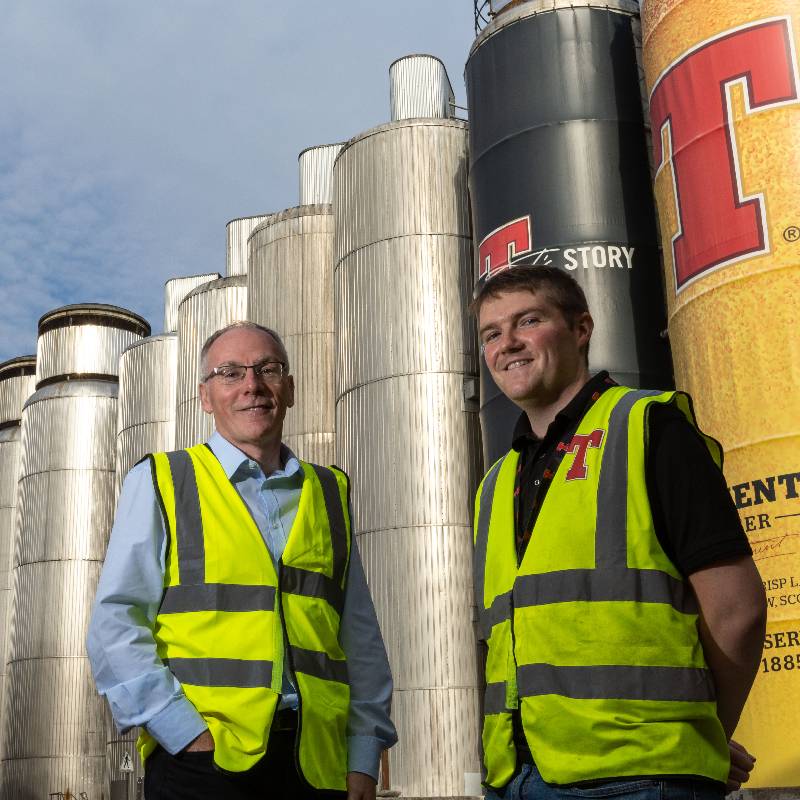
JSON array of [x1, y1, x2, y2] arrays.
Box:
[[783, 226, 800, 242]]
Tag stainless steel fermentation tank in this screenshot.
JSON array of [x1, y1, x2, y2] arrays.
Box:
[[0, 355, 36, 784], [465, 0, 672, 465], [226, 215, 273, 277], [298, 144, 344, 206], [116, 334, 178, 496], [35, 304, 149, 387], [175, 275, 248, 449], [105, 333, 178, 799], [164, 273, 221, 334], [333, 116, 483, 798], [0, 305, 148, 799], [248, 206, 336, 465], [390, 54, 456, 121]]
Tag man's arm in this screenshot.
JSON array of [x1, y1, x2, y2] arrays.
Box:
[[86, 460, 207, 753], [646, 405, 765, 789], [688, 556, 767, 738], [339, 533, 398, 798]]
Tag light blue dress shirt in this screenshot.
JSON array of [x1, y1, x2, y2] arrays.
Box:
[[87, 431, 396, 779]]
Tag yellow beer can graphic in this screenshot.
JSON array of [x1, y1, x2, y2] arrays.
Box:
[[642, 0, 800, 788]]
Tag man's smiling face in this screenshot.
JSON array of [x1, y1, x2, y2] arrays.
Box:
[[198, 327, 294, 452], [478, 288, 591, 409]]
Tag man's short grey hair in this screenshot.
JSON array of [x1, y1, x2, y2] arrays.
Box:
[[199, 321, 290, 381]]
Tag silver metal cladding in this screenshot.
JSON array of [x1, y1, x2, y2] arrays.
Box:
[[0, 379, 118, 798], [0, 359, 33, 755], [389, 54, 455, 121], [35, 304, 150, 388], [164, 274, 221, 334], [116, 334, 177, 494], [333, 117, 483, 798], [248, 206, 336, 465], [0, 356, 36, 426], [175, 275, 248, 449], [226, 215, 273, 277], [0, 424, 22, 771], [298, 144, 345, 206]]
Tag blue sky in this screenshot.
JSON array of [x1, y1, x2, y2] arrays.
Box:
[[0, 1, 474, 360]]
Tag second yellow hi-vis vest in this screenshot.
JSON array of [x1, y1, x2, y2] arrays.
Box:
[[474, 387, 730, 788], [137, 444, 351, 790]]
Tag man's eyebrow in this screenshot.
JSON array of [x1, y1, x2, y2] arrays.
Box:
[[479, 305, 546, 336]]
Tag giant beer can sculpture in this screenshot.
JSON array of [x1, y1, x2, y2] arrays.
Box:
[[642, 0, 800, 788]]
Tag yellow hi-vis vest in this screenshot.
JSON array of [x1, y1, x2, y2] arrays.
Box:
[[473, 387, 730, 788], [137, 444, 352, 790]]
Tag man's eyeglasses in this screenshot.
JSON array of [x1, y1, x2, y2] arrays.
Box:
[[204, 360, 288, 385]]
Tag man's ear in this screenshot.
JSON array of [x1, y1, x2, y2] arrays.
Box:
[[199, 381, 213, 414], [287, 375, 295, 409], [575, 311, 594, 350]]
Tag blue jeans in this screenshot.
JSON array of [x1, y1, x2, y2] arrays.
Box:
[[485, 763, 724, 800]]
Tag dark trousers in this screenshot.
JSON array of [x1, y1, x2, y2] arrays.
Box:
[[144, 729, 347, 800]]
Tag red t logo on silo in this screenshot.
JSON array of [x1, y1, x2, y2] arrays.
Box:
[[649, 17, 799, 290], [478, 216, 532, 280]]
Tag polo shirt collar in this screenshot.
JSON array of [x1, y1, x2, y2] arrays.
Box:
[[511, 371, 616, 451]]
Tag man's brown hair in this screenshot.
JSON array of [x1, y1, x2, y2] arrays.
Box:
[[470, 266, 589, 325]]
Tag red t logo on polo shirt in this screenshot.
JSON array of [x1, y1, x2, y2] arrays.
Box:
[[559, 430, 605, 481]]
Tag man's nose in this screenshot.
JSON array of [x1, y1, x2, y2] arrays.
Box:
[[498, 328, 524, 352], [241, 367, 265, 390]]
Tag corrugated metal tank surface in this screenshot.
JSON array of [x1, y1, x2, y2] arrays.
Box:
[[248, 205, 336, 465], [390, 54, 455, 121], [226, 215, 272, 276], [333, 118, 483, 799], [116, 334, 178, 495], [35, 304, 150, 388], [0, 379, 120, 799], [106, 334, 177, 798], [298, 144, 344, 205], [163, 273, 221, 334], [175, 276, 248, 449], [0, 356, 36, 784]]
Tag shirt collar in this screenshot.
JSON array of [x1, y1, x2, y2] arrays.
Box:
[[511, 371, 616, 450], [207, 430, 302, 481]]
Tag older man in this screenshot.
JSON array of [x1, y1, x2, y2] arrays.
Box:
[[472, 266, 766, 800], [88, 322, 396, 800]]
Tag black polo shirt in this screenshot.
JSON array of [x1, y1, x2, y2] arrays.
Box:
[[508, 372, 752, 765], [511, 371, 751, 573]]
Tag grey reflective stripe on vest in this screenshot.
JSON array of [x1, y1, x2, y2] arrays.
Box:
[[484, 681, 511, 715], [166, 450, 205, 584], [309, 465, 349, 589], [479, 591, 512, 639], [281, 565, 344, 615], [517, 663, 715, 702], [160, 583, 276, 614], [290, 645, 349, 684], [595, 389, 663, 568], [164, 657, 273, 688], [473, 459, 505, 640], [514, 568, 697, 615]]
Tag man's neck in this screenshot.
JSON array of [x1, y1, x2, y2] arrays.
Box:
[[522, 370, 591, 438], [235, 439, 283, 475]]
